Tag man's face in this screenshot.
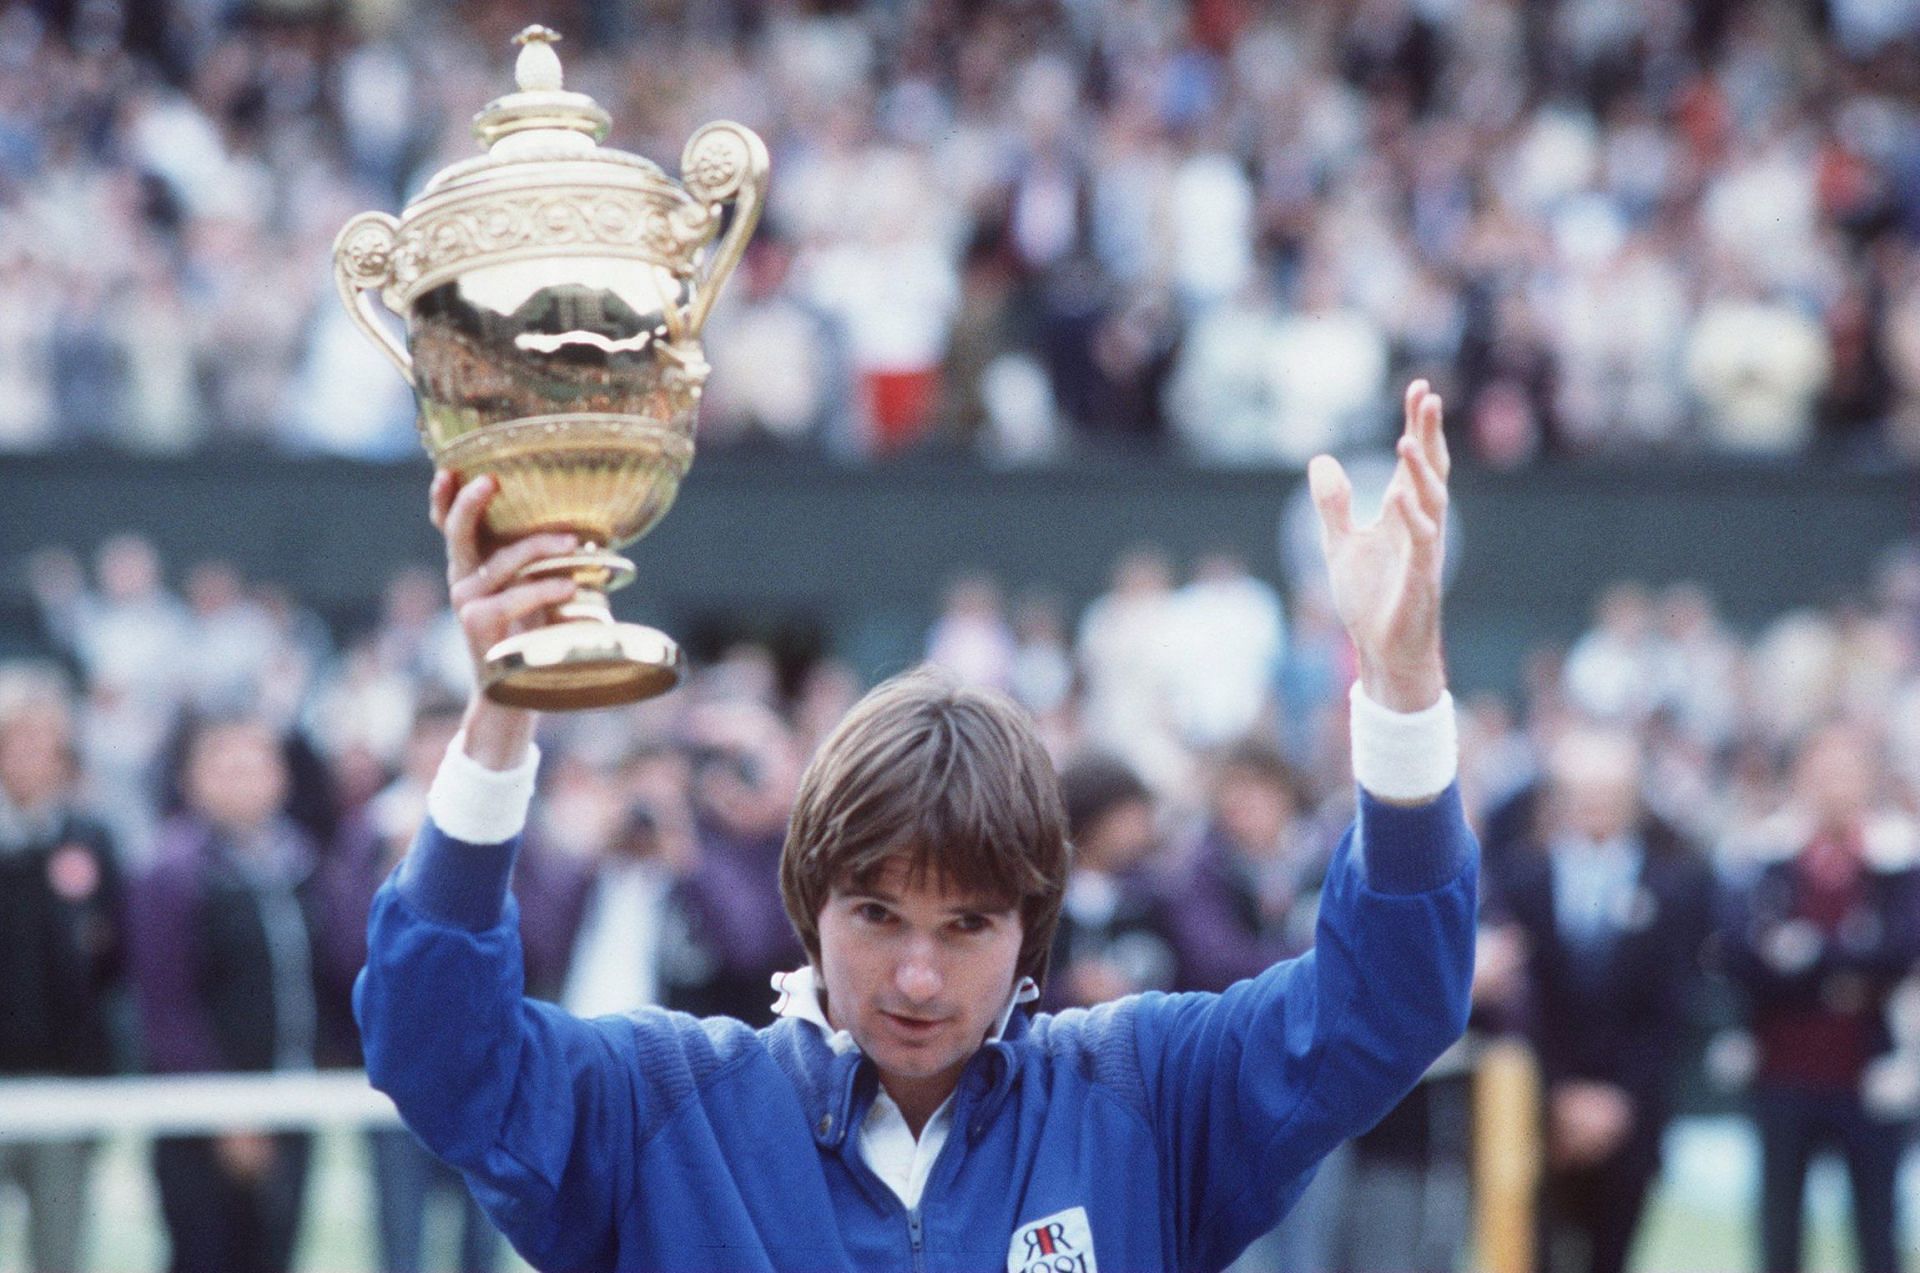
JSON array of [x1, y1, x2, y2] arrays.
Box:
[[1795, 724, 1877, 831], [0, 703, 73, 809], [1216, 769, 1295, 861], [1078, 798, 1157, 874], [817, 855, 1023, 1115], [186, 722, 288, 835]]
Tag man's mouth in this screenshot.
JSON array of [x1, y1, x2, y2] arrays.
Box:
[[881, 1010, 947, 1038]]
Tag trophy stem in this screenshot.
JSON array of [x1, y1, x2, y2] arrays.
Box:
[[480, 542, 682, 709], [555, 592, 615, 624], [518, 543, 637, 594]]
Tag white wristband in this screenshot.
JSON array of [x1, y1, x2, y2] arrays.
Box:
[[425, 730, 540, 844], [1350, 683, 1458, 803]]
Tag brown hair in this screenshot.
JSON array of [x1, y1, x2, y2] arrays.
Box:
[[780, 666, 1070, 988], [1216, 738, 1311, 811]]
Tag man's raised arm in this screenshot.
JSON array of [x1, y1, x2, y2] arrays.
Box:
[[351, 473, 636, 1269], [384, 470, 577, 928], [1124, 381, 1478, 1270]]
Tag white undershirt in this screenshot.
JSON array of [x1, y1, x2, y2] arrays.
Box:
[[859, 1084, 954, 1211]]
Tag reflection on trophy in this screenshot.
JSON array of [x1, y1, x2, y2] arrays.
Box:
[[332, 26, 768, 710]]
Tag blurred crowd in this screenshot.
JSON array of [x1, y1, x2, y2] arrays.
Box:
[[6, 0, 1920, 462], [6, 528, 1920, 1272]]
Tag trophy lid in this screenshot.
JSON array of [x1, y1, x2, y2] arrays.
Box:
[[363, 26, 765, 309], [417, 26, 666, 196]]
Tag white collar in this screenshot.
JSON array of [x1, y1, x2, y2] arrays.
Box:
[[769, 964, 1039, 1055]]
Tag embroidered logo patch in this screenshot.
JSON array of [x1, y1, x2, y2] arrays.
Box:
[[1008, 1206, 1097, 1273]]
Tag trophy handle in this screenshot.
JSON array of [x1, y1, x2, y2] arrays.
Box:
[[679, 122, 770, 338], [332, 211, 415, 386]]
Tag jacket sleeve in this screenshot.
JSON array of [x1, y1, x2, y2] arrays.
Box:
[[1127, 784, 1478, 1270], [354, 817, 648, 1270]]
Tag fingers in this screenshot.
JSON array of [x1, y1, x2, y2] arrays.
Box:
[[1420, 390, 1449, 479], [457, 576, 578, 645], [1403, 378, 1449, 480], [1307, 454, 1354, 542], [1392, 481, 1441, 544], [1396, 433, 1448, 538], [429, 469, 457, 531], [1391, 378, 1448, 551], [449, 532, 580, 608], [441, 474, 496, 582]]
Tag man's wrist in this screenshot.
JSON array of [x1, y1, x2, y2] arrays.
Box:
[[1357, 651, 1446, 714], [426, 725, 540, 844], [1350, 681, 1457, 804], [460, 698, 537, 771]]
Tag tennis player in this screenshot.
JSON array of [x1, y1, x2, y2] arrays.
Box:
[[357, 380, 1476, 1272]]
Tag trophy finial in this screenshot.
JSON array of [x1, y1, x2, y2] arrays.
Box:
[[471, 24, 609, 149], [513, 26, 565, 92]]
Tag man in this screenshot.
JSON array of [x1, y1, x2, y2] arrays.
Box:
[[132, 715, 325, 1273], [1161, 741, 1352, 1273], [1723, 722, 1920, 1273], [0, 666, 126, 1273], [1492, 726, 1713, 1273], [356, 381, 1476, 1271], [1044, 753, 1177, 1011], [1164, 741, 1323, 996]]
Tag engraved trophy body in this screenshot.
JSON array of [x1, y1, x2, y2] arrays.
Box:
[[333, 27, 767, 709]]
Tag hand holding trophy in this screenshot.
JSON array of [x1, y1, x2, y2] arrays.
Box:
[[333, 26, 767, 710]]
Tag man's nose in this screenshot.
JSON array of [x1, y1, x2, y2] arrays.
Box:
[[895, 944, 944, 1003]]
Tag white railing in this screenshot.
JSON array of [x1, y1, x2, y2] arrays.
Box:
[[0, 1071, 401, 1142]]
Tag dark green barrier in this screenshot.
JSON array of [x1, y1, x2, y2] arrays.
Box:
[[1, 453, 1914, 693]]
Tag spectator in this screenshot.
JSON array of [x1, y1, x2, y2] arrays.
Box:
[[1044, 752, 1176, 1011], [555, 744, 707, 1020], [1722, 721, 1920, 1273], [180, 559, 278, 714], [1007, 588, 1075, 729], [1169, 551, 1285, 750], [1563, 582, 1664, 725], [924, 571, 1017, 693], [1164, 741, 1323, 995], [0, 664, 126, 1273], [28, 536, 192, 863], [66, 533, 193, 712], [1076, 547, 1186, 794], [699, 235, 844, 451], [1492, 725, 1714, 1273], [1685, 277, 1834, 455], [1163, 741, 1351, 1273], [678, 700, 808, 1023], [131, 715, 325, 1273], [796, 144, 958, 454]]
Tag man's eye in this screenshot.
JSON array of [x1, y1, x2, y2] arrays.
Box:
[[855, 903, 893, 925], [952, 913, 992, 935]]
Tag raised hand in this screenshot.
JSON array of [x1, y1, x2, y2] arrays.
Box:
[[1307, 380, 1450, 713], [429, 469, 578, 766]]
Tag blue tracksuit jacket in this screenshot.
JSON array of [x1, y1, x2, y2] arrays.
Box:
[[355, 785, 1477, 1272]]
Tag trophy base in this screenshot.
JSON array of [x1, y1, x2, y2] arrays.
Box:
[[481, 620, 685, 710]]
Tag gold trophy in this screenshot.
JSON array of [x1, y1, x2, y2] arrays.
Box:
[[333, 26, 767, 709]]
